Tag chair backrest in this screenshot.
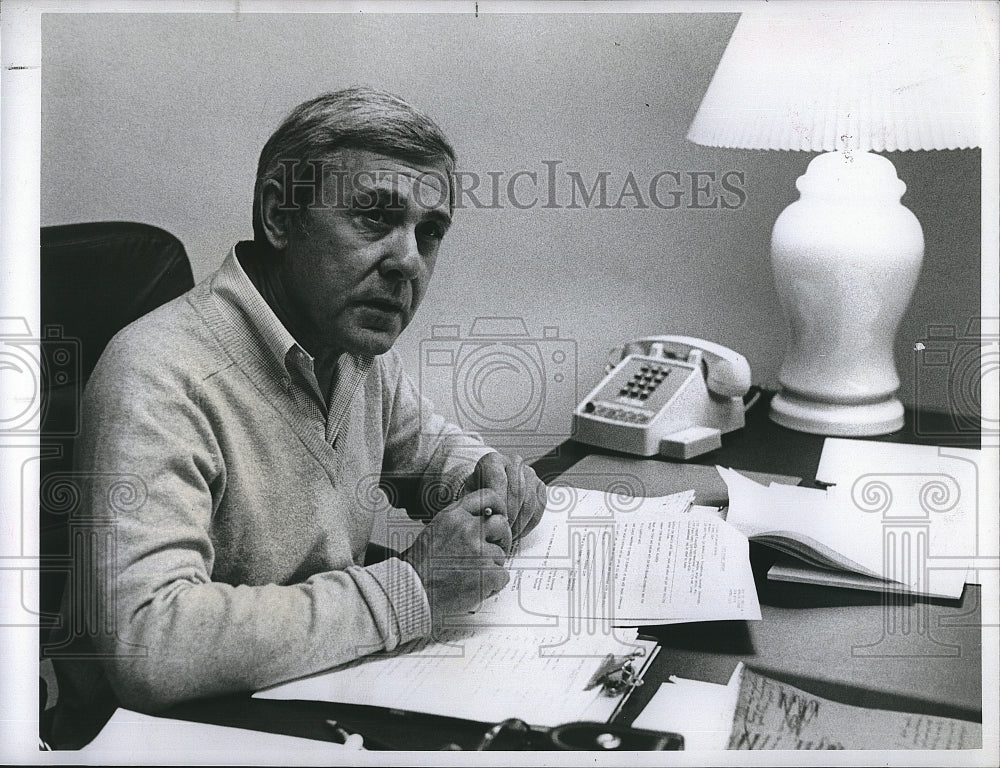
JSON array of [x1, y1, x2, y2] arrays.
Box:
[[39, 221, 195, 643]]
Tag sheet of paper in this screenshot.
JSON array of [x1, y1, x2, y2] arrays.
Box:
[[816, 438, 982, 488], [818, 438, 987, 577], [82, 709, 352, 761], [633, 664, 743, 751], [727, 667, 982, 749], [462, 487, 760, 626], [256, 625, 655, 728], [719, 467, 969, 597], [258, 485, 756, 724]]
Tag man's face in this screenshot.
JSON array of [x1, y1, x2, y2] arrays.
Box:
[[273, 149, 452, 358]]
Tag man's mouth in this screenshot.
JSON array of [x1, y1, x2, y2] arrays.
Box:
[[362, 298, 407, 314]]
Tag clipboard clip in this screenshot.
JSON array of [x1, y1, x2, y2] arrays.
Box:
[[584, 650, 645, 697]]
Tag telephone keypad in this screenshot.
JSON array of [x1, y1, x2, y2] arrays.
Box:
[[589, 355, 692, 426], [621, 364, 670, 402]]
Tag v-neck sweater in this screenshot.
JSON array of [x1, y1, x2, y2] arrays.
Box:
[[51, 246, 491, 720]]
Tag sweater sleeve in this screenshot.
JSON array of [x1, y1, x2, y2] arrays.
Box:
[[77, 328, 426, 712], [378, 350, 494, 514]]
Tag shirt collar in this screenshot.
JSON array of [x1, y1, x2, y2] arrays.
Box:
[[211, 243, 375, 415], [212, 242, 301, 377]]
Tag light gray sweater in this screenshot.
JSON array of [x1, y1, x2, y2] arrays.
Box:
[[51, 247, 490, 727]]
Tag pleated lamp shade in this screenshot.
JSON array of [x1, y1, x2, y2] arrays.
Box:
[[687, 4, 988, 152]]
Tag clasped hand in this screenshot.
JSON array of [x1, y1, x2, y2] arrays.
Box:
[[400, 453, 547, 620]]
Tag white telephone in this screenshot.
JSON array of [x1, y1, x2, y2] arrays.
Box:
[[572, 336, 752, 460]]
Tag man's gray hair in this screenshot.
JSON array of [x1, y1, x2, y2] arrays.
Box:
[[252, 86, 456, 244]]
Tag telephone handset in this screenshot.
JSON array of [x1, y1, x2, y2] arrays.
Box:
[[573, 336, 752, 460]]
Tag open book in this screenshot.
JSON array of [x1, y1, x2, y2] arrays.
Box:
[[719, 466, 971, 599], [255, 486, 760, 726]]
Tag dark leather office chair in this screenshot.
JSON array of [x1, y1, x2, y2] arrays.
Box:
[[37, 222, 194, 746], [39, 222, 195, 647]]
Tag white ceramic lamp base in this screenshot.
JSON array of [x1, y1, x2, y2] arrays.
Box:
[[770, 390, 904, 436], [768, 151, 923, 437]]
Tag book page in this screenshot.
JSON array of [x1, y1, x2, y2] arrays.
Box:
[[727, 668, 982, 749], [767, 559, 967, 600], [721, 467, 885, 574], [817, 438, 985, 574], [720, 467, 969, 597], [462, 487, 760, 626]]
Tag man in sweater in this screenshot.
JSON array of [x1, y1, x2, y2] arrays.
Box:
[[50, 87, 546, 746]]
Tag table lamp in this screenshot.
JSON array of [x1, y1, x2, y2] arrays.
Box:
[[686, 4, 987, 435]]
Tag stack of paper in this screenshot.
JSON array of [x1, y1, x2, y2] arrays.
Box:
[[256, 486, 760, 726], [632, 664, 743, 750], [257, 626, 658, 727], [466, 486, 761, 627]]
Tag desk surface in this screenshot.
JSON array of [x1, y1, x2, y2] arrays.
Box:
[[160, 394, 983, 748], [565, 453, 982, 726], [532, 390, 981, 487], [536, 394, 983, 725]]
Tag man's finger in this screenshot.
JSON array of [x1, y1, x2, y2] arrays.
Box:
[[457, 488, 505, 517], [475, 453, 508, 495], [510, 465, 539, 537], [481, 513, 512, 555], [505, 456, 525, 530], [480, 541, 509, 568]]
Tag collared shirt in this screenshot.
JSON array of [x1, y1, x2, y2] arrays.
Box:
[[52, 240, 492, 739], [213, 241, 371, 447]]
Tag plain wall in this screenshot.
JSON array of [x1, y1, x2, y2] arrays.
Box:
[[41, 12, 982, 450]]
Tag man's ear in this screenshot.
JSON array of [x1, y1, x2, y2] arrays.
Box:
[[259, 178, 293, 251]]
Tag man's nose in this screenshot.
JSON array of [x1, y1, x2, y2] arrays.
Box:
[[379, 227, 423, 280]]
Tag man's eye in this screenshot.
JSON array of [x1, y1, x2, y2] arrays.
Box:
[[358, 208, 388, 226], [417, 222, 445, 241]]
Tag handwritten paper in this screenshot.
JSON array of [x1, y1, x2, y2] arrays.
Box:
[[727, 668, 982, 750]]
